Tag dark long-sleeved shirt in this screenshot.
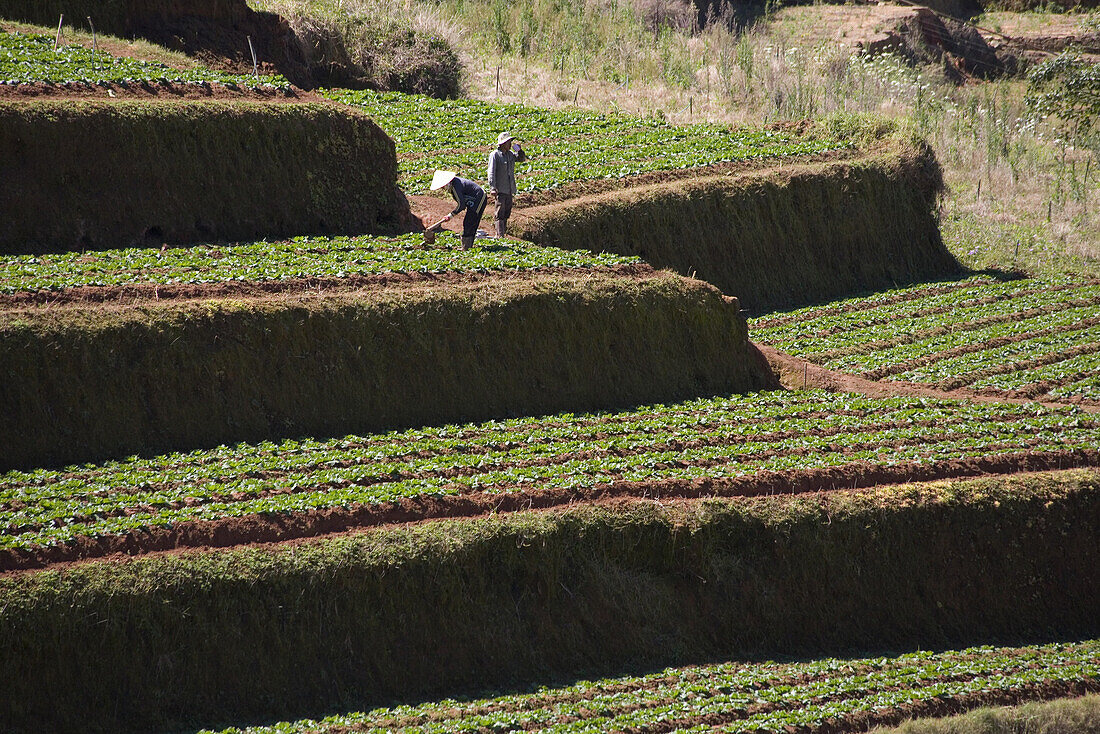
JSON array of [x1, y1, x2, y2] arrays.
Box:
[[448, 177, 486, 216]]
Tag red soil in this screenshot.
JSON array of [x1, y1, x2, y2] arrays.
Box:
[[0, 79, 314, 101], [2, 449, 1096, 574]]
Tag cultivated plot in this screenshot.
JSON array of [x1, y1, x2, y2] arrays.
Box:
[[751, 276, 1100, 403], [0, 31, 288, 88], [0, 232, 639, 293], [199, 640, 1100, 734], [3, 390, 1097, 557], [325, 89, 843, 192]]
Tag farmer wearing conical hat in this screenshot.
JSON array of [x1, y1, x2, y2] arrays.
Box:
[[431, 169, 487, 250], [486, 132, 526, 237]]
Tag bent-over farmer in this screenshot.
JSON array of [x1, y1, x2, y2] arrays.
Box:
[[431, 170, 487, 249], [487, 132, 526, 237]]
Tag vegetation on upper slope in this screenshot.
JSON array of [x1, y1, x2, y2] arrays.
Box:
[[751, 275, 1100, 402], [248, 0, 463, 96], [0, 30, 288, 87], [368, 0, 1097, 278], [325, 87, 843, 192]]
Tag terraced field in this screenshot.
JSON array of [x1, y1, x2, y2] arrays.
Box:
[[0, 31, 288, 88], [325, 89, 843, 193], [3, 26, 1098, 734], [201, 640, 1100, 734], [0, 232, 638, 293], [750, 276, 1100, 403], [3, 390, 1097, 566]]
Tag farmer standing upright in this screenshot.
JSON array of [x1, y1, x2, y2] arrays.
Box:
[[487, 132, 526, 237], [432, 170, 487, 250]]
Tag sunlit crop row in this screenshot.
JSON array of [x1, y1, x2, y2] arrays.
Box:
[[199, 640, 1100, 733], [0, 232, 639, 293], [324, 88, 842, 192], [3, 390, 1096, 551], [751, 276, 1100, 401]]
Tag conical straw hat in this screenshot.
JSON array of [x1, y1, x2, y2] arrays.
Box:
[[431, 170, 457, 190]]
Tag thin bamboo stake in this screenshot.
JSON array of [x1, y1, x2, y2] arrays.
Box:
[[247, 36, 258, 77]]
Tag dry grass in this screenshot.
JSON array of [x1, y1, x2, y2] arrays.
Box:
[[456, 18, 1099, 278], [248, 0, 464, 94], [871, 694, 1100, 734]]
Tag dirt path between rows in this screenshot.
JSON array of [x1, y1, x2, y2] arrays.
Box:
[[754, 343, 1100, 413], [406, 145, 859, 222], [0, 79, 313, 101]]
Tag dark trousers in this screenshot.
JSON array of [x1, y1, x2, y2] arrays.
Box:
[[494, 192, 514, 223], [463, 190, 487, 238]]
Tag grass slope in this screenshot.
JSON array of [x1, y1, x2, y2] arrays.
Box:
[[0, 100, 412, 253], [0, 271, 763, 468], [2, 469, 1098, 733], [516, 132, 957, 311]]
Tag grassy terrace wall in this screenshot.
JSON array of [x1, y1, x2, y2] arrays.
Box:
[[0, 100, 413, 254], [1, 469, 1097, 733], [0, 271, 767, 469], [516, 139, 959, 312], [0, 0, 246, 28]]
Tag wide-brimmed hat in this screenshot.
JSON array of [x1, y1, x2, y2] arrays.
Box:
[[496, 132, 515, 146], [430, 170, 457, 190]]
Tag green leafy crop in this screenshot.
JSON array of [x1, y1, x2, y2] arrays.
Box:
[[0, 232, 639, 293], [323, 88, 843, 192], [0, 32, 289, 88], [751, 276, 1100, 402], [198, 640, 1100, 734], [2, 390, 1096, 552]]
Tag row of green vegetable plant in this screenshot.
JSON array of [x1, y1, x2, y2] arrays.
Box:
[[0, 232, 639, 293], [198, 639, 1100, 733], [750, 276, 1100, 401], [0, 31, 288, 88], [323, 89, 842, 192], [3, 390, 1096, 551]]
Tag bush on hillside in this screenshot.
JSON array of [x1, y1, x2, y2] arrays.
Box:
[[256, 0, 464, 97], [1026, 51, 1100, 157]]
